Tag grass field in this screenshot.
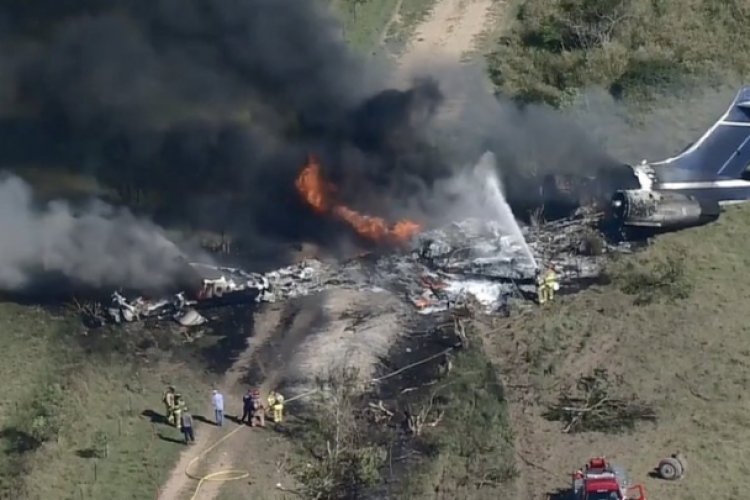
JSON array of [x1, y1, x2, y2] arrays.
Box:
[[381, 0, 438, 55], [328, 0, 436, 55], [328, 0, 401, 52], [482, 204, 750, 499], [0, 305, 215, 499]]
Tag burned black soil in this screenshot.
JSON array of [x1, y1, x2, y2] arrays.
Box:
[[373, 314, 459, 402], [197, 304, 257, 373], [368, 313, 461, 492]]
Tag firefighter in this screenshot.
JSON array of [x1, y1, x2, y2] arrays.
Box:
[[251, 389, 265, 428], [172, 393, 185, 428], [163, 386, 176, 425], [267, 391, 275, 411], [268, 390, 285, 424], [537, 265, 559, 305]]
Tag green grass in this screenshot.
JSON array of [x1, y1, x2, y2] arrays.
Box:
[[0, 304, 215, 499], [403, 330, 517, 498], [382, 0, 438, 55], [329, 0, 401, 52], [485, 203, 750, 499]]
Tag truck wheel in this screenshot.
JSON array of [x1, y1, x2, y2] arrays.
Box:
[[658, 457, 683, 480]]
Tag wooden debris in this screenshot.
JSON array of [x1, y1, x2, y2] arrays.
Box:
[[69, 297, 107, 326], [368, 400, 394, 417], [544, 368, 657, 433], [403, 390, 444, 436]]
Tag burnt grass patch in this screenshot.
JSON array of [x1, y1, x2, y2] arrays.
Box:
[[241, 296, 327, 387], [286, 311, 518, 499], [61, 300, 259, 375], [198, 304, 257, 373], [375, 315, 517, 497]]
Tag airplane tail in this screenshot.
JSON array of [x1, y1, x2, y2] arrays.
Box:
[[651, 86, 750, 178]]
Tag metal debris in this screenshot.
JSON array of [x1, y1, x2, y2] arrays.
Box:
[[175, 308, 207, 327], [98, 213, 629, 326]]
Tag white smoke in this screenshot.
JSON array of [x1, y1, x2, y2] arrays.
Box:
[[0, 173, 195, 291], [424, 151, 536, 266], [474, 152, 536, 267]]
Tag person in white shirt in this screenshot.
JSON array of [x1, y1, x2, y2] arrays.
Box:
[[211, 389, 224, 426]]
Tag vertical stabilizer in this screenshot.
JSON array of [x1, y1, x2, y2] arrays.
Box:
[[651, 87, 750, 179]]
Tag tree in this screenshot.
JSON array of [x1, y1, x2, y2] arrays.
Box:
[[294, 367, 386, 500]]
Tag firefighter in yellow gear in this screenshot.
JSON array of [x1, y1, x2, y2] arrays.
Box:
[[537, 266, 559, 305], [267, 391, 285, 423], [163, 386, 176, 425], [172, 394, 185, 428]]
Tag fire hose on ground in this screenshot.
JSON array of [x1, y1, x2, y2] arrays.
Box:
[[185, 349, 454, 499], [185, 389, 318, 500]]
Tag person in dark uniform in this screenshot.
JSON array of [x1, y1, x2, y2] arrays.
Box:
[[181, 409, 195, 444], [241, 388, 254, 424]]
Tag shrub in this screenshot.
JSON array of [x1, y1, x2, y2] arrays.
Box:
[[486, 0, 750, 106], [415, 329, 518, 490], [609, 249, 693, 304], [23, 383, 65, 444], [292, 368, 387, 500]]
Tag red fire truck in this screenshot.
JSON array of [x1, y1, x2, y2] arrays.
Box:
[[572, 457, 646, 500]]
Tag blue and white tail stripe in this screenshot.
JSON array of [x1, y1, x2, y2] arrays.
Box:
[[650, 86, 750, 180]]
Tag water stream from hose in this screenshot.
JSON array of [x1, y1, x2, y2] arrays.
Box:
[[475, 151, 537, 268]]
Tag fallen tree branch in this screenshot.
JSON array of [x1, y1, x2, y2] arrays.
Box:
[[426, 410, 444, 427], [544, 369, 657, 433], [514, 449, 557, 476], [368, 400, 394, 417]]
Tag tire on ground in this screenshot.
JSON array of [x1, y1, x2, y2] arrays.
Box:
[[658, 457, 683, 480]]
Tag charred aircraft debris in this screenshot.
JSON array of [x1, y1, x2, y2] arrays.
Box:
[[93, 210, 630, 328], [541, 86, 750, 236], [93, 85, 750, 327]]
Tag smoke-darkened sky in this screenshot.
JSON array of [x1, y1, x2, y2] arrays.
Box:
[[0, 0, 633, 291], [0, 0, 457, 288]]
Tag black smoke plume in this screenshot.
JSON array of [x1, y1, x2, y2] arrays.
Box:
[[0, 0, 629, 293], [0, 0, 449, 281]]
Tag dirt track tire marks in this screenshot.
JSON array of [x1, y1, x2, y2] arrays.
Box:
[[156, 303, 288, 500], [158, 295, 345, 500], [242, 295, 327, 391]]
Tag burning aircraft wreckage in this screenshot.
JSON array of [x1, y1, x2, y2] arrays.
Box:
[[98, 153, 630, 328], [89, 86, 750, 327], [542, 86, 750, 235]]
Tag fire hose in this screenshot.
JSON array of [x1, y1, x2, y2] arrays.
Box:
[[186, 389, 318, 500], [185, 350, 453, 499], [185, 424, 248, 500]]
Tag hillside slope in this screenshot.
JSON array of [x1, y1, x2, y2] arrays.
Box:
[[483, 204, 750, 499]]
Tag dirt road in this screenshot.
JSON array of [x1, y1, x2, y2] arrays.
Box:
[[397, 0, 494, 71], [157, 289, 406, 500], [157, 304, 293, 500], [389, 0, 498, 123]]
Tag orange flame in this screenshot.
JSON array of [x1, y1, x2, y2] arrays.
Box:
[[294, 157, 331, 214], [414, 297, 432, 309], [295, 155, 421, 245]]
